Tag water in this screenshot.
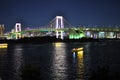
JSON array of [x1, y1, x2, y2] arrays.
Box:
[[0, 41, 120, 80]]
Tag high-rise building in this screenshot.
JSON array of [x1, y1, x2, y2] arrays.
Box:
[[0, 24, 4, 37]]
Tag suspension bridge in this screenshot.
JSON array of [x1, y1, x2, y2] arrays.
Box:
[[5, 16, 120, 40]]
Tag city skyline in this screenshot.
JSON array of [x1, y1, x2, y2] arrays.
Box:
[[0, 0, 120, 31]]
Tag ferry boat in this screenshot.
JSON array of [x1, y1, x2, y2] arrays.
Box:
[[0, 43, 8, 48], [72, 47, 83, 52]]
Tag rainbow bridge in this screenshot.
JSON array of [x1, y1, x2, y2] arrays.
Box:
[[5, 16, 120, 39]]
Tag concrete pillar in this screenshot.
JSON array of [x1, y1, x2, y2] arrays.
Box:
[[56, 31, 59, 39], [115, 32, 117, 38], [55, 16, 64, 39], [60, 31, 63, 39], [15, 23, 22, 39]]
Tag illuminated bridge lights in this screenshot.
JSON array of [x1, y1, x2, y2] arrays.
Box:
[[0, 43, 8, 49], [7, 27, 120, 40], [5, 16, 120, 39], [69, 33, 85, 39]]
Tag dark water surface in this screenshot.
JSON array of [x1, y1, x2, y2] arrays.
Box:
[[0, 41, 120, 80]]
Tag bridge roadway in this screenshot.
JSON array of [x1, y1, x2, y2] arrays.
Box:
[[21, 27, 120, 32], [9, 27, 120, 39]]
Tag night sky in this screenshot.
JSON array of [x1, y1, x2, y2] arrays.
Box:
[[0, 0, 120, 31]]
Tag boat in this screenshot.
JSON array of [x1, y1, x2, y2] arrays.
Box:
[[0, 43, 8, 48], [72, 47, 83, 52]]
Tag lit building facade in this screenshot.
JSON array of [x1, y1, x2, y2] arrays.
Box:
[[0, 24, 4, 37]]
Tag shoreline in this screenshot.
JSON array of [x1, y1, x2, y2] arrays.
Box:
[[0, 36, 120, 44]]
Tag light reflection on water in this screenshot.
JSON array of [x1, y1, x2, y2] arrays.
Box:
[[51, 42, 68, 80], [13, 45, 23, 80], [0, 45, 23, 80], [77, 50, 84, 79], [73, 52, 76, 64], [72, 47, 84, 80], [84, 43, 91, 79], [0, 48, 7, 80], [1, 42, 119, 80], [0, 43, 85, 80]]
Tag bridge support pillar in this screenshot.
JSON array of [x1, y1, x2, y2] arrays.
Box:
[[56, 31, 59, 39], [93, 32, 99, 39], [15, 23, 22, 39], [15, 33, 21, 39], [56, 30, 64, 39], [55, 16, 64, 39], [115, 32, 118, 38], [116, 32, 120, 38], [106, 32, 115, 38], [117, 32, 120, 38], [60, 31, 64, 39], [85, 31, 94, 38]]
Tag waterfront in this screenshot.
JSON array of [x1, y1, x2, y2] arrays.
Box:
[[0, 41, 120, 80]]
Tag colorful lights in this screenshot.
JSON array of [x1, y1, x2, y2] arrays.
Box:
[[76, 47, 83, 51], [77, 50, 83, 59], [53, 42, 62, 47], [69, 33, 85, 39], [73, 52, 76, 58], [72, 47, 83, 52], [72, 47, 84, 59], [56, 16, 64, 29], [99, 32, 105, 38], [0, 43, 8, 48]]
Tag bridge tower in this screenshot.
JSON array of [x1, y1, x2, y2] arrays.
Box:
[[55, 16, 64, 39], [15, 23, 22, 39]]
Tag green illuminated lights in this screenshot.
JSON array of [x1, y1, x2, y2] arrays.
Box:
[[69, 33, 85, 39]]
